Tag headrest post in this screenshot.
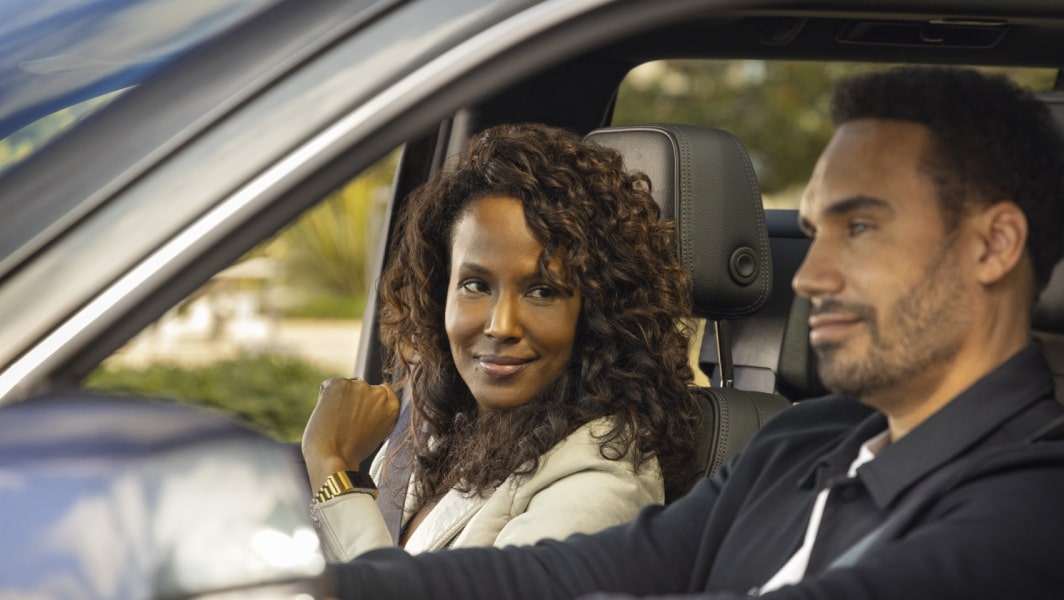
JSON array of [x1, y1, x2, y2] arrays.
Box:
[[713, 320, 734, 389]]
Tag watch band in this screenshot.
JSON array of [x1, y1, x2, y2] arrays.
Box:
[[314, 470, 378, 503]]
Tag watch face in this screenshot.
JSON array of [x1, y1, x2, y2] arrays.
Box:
[[343, 470, 377, 490]]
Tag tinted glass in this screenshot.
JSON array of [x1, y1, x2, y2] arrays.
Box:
[[0, 0, 280, 174]]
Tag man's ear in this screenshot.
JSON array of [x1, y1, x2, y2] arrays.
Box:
[[973, 201, 1028, 286]]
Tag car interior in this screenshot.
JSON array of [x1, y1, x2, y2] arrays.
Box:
[[352, 6, 1064, 496], [8, 0, 1064, 594], [40, 1, 1064, 489]]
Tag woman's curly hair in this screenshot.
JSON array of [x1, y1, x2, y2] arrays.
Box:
[[378, 123, 700, 502]]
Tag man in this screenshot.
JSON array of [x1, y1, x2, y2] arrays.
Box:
[[329, 67, 1064, 599]]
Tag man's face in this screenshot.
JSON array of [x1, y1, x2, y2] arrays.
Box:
[[792, 119, 973, 400]]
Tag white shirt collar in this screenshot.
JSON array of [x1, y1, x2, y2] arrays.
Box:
[[847, 429, 891, 477]]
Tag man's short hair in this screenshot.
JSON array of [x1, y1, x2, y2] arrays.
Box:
[[831, 66, 1064, 292]]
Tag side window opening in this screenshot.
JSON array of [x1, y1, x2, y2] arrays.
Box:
[[85, 149, 399, 442], [612, 60, 1056, 210]]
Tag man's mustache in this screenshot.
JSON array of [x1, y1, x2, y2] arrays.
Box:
[[809, 298, 875, 321]]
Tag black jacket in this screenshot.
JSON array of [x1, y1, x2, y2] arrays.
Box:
[[334, 344, 1064, 600]]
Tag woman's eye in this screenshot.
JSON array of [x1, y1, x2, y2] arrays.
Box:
[[528, 286, 555, 299], [460, 280, 489, 294]]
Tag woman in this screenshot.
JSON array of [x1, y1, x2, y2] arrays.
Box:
[[302, 123, 700, 562]]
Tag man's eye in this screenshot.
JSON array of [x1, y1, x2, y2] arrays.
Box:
[[849, 221, 873, 236]]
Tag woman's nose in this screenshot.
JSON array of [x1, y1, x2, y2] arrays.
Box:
[[484, 294, 522, 340]]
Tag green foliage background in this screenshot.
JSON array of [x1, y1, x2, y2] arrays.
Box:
[[87, 354, 332, 442], [262, 152, 398, 318], [86, 154, 398, 440], [613, 61, 1055, 206]]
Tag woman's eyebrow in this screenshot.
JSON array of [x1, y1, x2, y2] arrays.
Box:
[[455, 262, 490, 275]]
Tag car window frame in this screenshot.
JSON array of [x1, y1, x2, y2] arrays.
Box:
[[3, 0, 733, 404]]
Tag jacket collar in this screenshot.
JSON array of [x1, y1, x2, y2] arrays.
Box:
[[802, 344, 1056, 509], [402, 487, 489, 553]]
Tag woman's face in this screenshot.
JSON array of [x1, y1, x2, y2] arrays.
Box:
[[444, 195, 582, 413]]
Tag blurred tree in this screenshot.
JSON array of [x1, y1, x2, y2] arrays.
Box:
[[263, 150, 399, 318], [87, 353, 332, 442], [613, 60, 1055, 207]]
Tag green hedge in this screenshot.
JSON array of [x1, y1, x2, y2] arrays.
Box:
[[85, 353, 334, 442]]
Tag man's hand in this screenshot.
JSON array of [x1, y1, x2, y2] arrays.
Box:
[[302, 377, 400, 493]]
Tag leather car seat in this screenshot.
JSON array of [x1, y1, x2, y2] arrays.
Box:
[[585, 124, 792, 498], [1032, 93, 1064, 402]]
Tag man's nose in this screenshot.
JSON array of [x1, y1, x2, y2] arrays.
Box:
[[792, 237, 844, 299]]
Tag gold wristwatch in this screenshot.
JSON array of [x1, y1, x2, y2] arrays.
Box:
[[313, 470, 378, 504]]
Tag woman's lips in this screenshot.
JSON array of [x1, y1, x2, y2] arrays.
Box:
[[476, 356, 532, 378]]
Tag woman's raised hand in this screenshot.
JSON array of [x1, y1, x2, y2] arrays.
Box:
[[302, 377, 400, 492]]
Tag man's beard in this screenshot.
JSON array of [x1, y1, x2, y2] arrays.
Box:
[[813, 237, 968, 400]]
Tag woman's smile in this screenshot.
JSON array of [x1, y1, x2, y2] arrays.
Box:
[[444, 195, 581, 412], [475, 355, 534, 378]]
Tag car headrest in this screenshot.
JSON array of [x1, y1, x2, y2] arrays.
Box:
[[585, 124, 771, 320], [1033, 93, 1064, 334], [776, 295, 828, 400], [1035, 262, 1064, 334]]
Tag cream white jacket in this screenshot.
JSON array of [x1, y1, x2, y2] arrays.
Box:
[[309, 417, 663, 562]]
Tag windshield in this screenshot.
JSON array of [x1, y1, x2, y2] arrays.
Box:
[[0, 0, 280, 174]]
